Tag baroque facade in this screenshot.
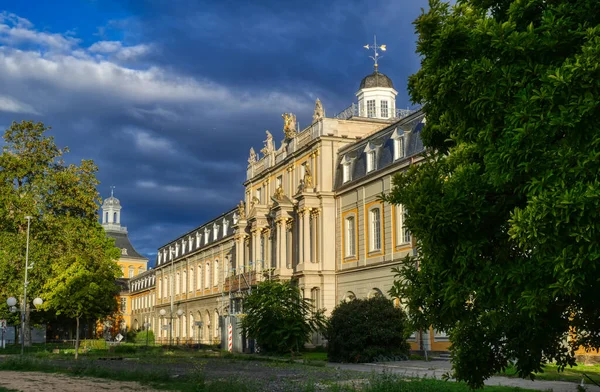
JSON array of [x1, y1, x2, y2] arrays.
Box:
[[120, 66, 450, 352]]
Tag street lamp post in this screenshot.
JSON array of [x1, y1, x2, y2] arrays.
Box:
[[143, 321, 151, 347], [21, 216, 33, 355], [159, 308, 183, 347], [6, 296, 43, 354]]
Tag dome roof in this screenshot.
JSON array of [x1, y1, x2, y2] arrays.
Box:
[[359, 71, 394, 89], [102, 196, 121, 207]]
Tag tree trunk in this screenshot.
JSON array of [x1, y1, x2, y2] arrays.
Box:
[[75, 317, 80, 360]]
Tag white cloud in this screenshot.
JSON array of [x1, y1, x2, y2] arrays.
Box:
[[89, 40, 152, 61], [0, 95, 39, 115], [88, 40, 122, 53], [0, 12, 78, 52], [136, 180, 158, 188], [124, 127, 174, 153]]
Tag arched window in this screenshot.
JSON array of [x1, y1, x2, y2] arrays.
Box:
[[344, 291, 356, 302], [128, 266, 134, 278], [182, 314, 187, 338], [189, 313, 195, 339], [197, 265, 202, 290], [188, 268, 193, 292], [214, 310, 220, 338], [175, 272, 180, 295], [182, 270, 187, 294], [368, 288, 384, 299], [214, 260, 219, 286], [205, 263, 211, 289], [113, 212, 117, 223]]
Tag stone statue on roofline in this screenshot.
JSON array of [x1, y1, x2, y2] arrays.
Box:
[[303, 164, 313, 189], [248, 147, 257, 164], [237, 200, 246, 219], [282, 113, 297, 139], [261, 130, 274, 155], [313, 98, 325, 123]]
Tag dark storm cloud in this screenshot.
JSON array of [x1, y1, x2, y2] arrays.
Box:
[[0, 1, 427, 264]]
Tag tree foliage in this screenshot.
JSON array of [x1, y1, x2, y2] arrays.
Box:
[[326, 296, 410, 363], [0, 121, 121, 352], [383, 0, 600, 388], [241, 280, 326, 354]]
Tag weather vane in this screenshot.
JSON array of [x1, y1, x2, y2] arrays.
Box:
[[110, 185, 115, 197], [363, 35, 387, 72]]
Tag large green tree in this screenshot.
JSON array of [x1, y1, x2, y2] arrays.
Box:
[[383, 0, 600, 388], [0, 121, 121, 346]]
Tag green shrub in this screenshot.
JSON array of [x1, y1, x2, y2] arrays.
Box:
[[114, 344, 137, 354], [133, 329, 155, 344], [126, 329, 138, 342], [326, 296, 410, 363], [83, 339, 107, 350]]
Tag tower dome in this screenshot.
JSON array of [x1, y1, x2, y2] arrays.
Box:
[[359, 71, 394, 89], [102, 196, 121, 208]]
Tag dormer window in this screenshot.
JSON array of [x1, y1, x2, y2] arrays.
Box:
[[391, 128, 406, 161], [189, 236, 193, 251], [233, 213, 239, 225], [223, 219, 229, 236], [181, 240, 186, 254], [204, 228, 209, 244], [364, 142, 378, 173], [341, 155, 352, 183], [196, 232, 201, 248], [213, 224, 219, 240]]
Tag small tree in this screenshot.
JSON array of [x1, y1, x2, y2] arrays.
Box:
[[43, 221, 120, 360], [327, 296, 410, 363], [241, 280, 326, 354]]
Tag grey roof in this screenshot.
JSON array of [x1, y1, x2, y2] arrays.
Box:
[[156, 207, 238, 267], [359, 71, 394, 89], [334, 109, 425, 190], [106, 231, 148, 260]]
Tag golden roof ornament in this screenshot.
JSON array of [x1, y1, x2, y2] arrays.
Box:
[[363, 35, 387, 72], [282, 113, 297, 139]]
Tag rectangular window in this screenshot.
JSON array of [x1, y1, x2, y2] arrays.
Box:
[[256, 188, 262, 204], [345, 216, 356, 257], [120, 297, 127, 313], [342, 163, 351, 183], [381, 100, 389, 118], [395, 204, 411, 245], [367, 100, 376, 118], [276, 175, 282, 188], [366, 151, 376, 173], [394, 137, 405, 160], [370, 208, 381, 252]]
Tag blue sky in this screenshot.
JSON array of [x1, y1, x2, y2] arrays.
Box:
[[0, 0, 428, 264]]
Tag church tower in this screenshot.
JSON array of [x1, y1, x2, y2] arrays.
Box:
[[356, 36, 398, 119], [101, 190, 148, 278]]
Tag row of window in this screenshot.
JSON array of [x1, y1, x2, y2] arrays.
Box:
[[158, 219, 231, 265], [158, 259, 226, 299], [344, 204, 411, 258], [342, 132, 406, 184], [131, 275, 155, 291], [122, 266, 145, 278], [132, 293, 154, 312], [365, 99, 390, 118]]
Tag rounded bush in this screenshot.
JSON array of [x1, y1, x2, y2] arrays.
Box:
[[326, 296, 410, 363]]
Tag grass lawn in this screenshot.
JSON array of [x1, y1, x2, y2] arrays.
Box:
[[500, 362, 600, 384]]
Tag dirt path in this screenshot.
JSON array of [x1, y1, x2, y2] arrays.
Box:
[[0, 371, 161, 392]]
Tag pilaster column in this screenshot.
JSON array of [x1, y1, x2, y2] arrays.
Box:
[[303, 208, 312, 264], [297, 209, 305, 265], [276, 219, 284, 270]]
